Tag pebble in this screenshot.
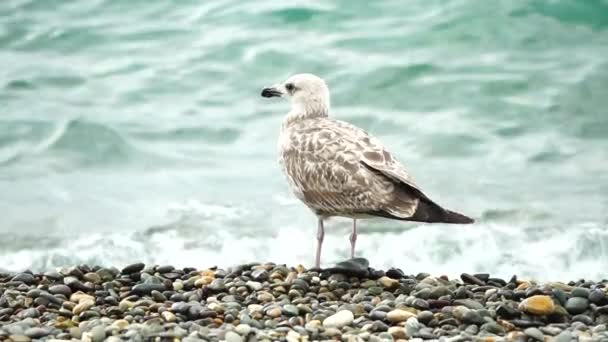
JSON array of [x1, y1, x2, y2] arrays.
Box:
[[251, 269, 268, 281], [572, 287, 591, 298], [83, 272, 101, 284], [378, 276, 399, 289], [518, 295, 555, 315], [88, 324, 106, 342], [405, 317, 421, 336], [246, 280, 262, 291], [235, 323, 252, 336], [121, 263, 145, 274], [161, 311, 177, 322], [49, 284, 72, 297], [589, 289, 605, 303], [453, 298, 484, 310], [24, 327, 50, 339], [8, 335, 30, 342], [461, 273, 485, 286], [267, 307, 282, 318], [555, 330, 573, 342], [225, 331, 243, 342], [386, 309, 416, 323], [11, 273, 36, 284], [0, 260, 607, 341], [388, 326, 407, 339], [322, 310, 354, 328], [524, 327, 545, 341], [566, 297, 589, 314], [73, 299, 94, 315]]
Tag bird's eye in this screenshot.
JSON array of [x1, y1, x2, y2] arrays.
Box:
[[285, 83, 295, 92]]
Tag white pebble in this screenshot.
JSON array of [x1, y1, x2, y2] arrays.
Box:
[[322, 310, 354, 329]]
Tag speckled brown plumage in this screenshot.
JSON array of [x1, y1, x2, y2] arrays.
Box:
[[262, 73, 474, 268]]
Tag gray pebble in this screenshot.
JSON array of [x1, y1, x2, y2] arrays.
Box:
[[540, 326, 563, 336], [429, 286, 451, 298], [370, 310, 387, 321], [24, 327, 49, 339], [371, 321, 389, 332], [405, 317, 421, 336], [251, 269, 268, 281], [17, 308, 39, 319], [11, 273, 35, 284], [524, 327, 545, 341], [572, 314, 593, 325], [464, 324, 478, 335], [565, 297, 589, 314], [453, 299, 484, 310], [49, 284, 72, 297], [481, 322, 504, 335], [590, 289, 605, 303], [89, 324, 106, 342], [283, 304, 299, 317], [245, 281, 262, 291], [368, 286, 383, 296], [105, 337, 123, 342], [462, 310, 485, 325], [572, 287, 590, 298], [417, 310, 434, 324], [554, 330, 573, 342], [208, 279, 226, 291]]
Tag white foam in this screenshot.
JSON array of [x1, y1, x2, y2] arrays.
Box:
[[1, 213, 607, 283]]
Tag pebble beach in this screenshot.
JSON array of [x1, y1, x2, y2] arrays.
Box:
[[0, 258, 607, 341]]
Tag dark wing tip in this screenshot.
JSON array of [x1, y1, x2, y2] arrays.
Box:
[[444, 209, 475, 224], [409, 201, 474, 224]]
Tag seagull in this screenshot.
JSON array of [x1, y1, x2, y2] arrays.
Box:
[[261, 73, 474, 268]]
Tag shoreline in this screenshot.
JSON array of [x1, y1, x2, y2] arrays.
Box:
[[0, 259, 605, 341]]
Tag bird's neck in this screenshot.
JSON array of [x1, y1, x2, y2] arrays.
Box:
[[283, 102, 329, 127]]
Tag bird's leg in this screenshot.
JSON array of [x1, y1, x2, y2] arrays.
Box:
[[350, 218, 357, 259], [315, 218, 324, 269]]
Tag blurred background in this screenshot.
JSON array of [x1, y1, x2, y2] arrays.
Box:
[[0, 0, 607, 281]]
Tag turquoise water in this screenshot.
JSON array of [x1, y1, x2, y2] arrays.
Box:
[[1, 0, 608, 280]]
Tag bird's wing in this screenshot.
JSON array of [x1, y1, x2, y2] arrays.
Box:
[[328, 119, 427, 198], [295, 119, 424, 218]]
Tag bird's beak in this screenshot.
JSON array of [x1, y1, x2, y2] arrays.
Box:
[[261, 85, 283, 98]]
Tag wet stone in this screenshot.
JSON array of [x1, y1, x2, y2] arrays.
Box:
[[589, 289, 605, 304], [11, 273, 36, 285], [524, 327, 545, 341], [2, 261, 608, 342], [325, 258, 370, 278], [385, 268, 405, 279], [24, 327, 50, 339], [121, 263, 145, 274], [453, 299, 484, 310], [17, 308, 39, 319], [251, 269, 268, 281], [572, 287, 590, 298], [461, 273, 485, 286], [572, 314, 593, 325], [132, 283, 166, 295], [371, 321, 389, 332], [417, 310, 434, 324], [481, 322, 505, 335], [49, 284, 72, 297], [370, 310, 387, 321], [566, 297, 589, 315], [496, 303, 519, 318]]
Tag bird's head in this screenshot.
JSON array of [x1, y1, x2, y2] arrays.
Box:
[[261, 73, 330, 118]]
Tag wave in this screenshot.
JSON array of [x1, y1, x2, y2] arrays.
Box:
[[0, 199, 606, 282], [0, 118, 137, 169]]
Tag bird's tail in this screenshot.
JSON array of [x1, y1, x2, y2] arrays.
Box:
[[409, 200, 474, 224]]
